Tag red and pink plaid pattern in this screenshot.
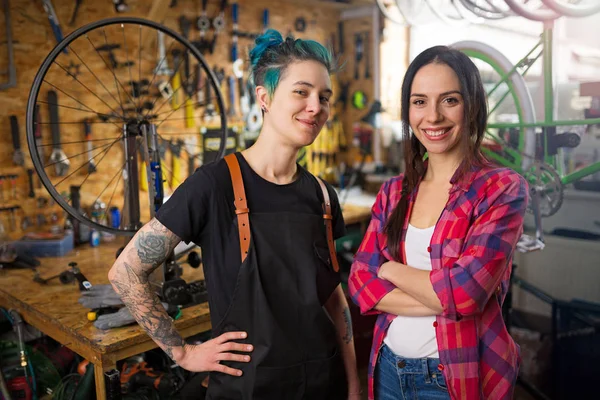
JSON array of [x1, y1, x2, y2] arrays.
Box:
[[349, 165, 528, 400]]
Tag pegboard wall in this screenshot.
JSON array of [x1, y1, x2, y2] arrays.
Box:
[[0, 0, 375, 241]]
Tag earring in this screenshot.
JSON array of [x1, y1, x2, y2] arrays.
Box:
[[261, 105, 268, 113]]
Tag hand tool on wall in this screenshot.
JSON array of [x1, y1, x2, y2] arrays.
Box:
[[27, 169, 35, 198], [83, 119, 97, 173], [68, 0, 82, 26], [364, 31, 371, 79], [170, 140, 182, 188], [113, 0, 129, 13], [154, 31, 173, 76], [170, 49, 182, 110], [196, 0, 210, 52], [210, 0, 228, 54], [47, 90, 70, 176], [179, 16, 195, 128], [10, 115, 24, 166], [9, 175, 17, 200], [234, 59, 249, 118], [97, 44, 134, 69], [41, 0, 67, 53], [231, 1, 239, 63], [0, 176, 4, 202], [338, 21, 344, 56], [354, 33, 364, 80], [0, 0, 16, 90], [195, 63, 205, 106], [263, 9, 270, 33], [139, 148, 148, 192], [227, 75, 236, 117]]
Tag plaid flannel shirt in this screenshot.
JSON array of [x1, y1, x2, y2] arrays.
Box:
[[349, 164, 528, 399]]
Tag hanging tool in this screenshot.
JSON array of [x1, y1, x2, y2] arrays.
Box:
[[41, 0, 67, 54], [10, 115, 24, 166], [179, 16, 195, 128], [195, 0, 211, 52], [170, 140, 182, 188], [354, 33, 363, 81], [97, 44, 134, 69], [210, 0, 228, 54], [9, 175, 17, 200], [170, 49, 182, 110], [195, 64, 205, 106], [0, 0, 16, 90], [227, 75, 236, 117], [27, 169, 35, 198], [68, 0, 82, 26], [338, 21, 344, 56], [294, 16, 306, 32], [0, 176, 4, 202], [34, 104, 43, 189], [84, 119, 96, 174], [154, 31, 173, 76], [231, 1, 239, 63], [263, 9, 269, 33], [233, 59, 249, 118], [113, 0, 129, 13], [47, 90, 70, 176], [139, 148, 148, 192], [364, 31, 370, 79]]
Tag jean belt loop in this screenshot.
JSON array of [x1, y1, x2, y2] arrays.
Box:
[[423, 358, 432, 384]]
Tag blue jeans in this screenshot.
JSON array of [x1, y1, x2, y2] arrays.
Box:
[[375, 344, 450, 400]]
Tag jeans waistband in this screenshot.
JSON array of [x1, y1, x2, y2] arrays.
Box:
[[379, 344, 442, 375]]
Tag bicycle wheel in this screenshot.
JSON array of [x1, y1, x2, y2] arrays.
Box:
[[504, 0, 561, 21], [457, 0, 513, 19], [26, 17, 228, 236], [541, 0, 600, 18], [452, 41, 537, 171]]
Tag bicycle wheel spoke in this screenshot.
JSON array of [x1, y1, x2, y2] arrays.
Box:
[[54, 60, 125, 119], [138, 24, 143, 116], [68, 44, 133, 115], [35, 136, 120, 147], [37, 100, 122, 122], [78, 137, 128, 189], [151, 99, 209, 118], [140, 34, 178, 116], [42, 81, 125, 130], [142, 48, 189, 120], [51, 138, 121, 187], [44, 139, 119, 169], [93, 160, 127, 216], [151, 60, 204, 121], [121, 23, 137, 117]]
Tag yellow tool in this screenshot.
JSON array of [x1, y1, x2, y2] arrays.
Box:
[[170, 49, 182, 110]]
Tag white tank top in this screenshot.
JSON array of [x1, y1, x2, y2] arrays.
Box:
[[383, 223, 439, 358]]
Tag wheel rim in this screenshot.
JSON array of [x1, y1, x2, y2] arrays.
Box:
[[504, 0, 561, 21], [452, 41, 537, 172], [26, 17, 228, 235], [541, 0, 600, 18]]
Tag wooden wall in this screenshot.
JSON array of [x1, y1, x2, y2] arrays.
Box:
[[0, 0, 374, 241]]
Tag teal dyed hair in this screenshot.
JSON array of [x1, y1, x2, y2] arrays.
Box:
[[249, 29, 337, 98]]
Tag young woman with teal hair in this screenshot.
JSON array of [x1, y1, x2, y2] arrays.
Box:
[[109, 29, 361, 399]]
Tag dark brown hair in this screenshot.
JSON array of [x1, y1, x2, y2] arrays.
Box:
[[385, 45, 488, 261]]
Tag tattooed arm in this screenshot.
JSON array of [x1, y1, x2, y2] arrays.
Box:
[[324, 285, 361, 397], [108, 219, 185, 359], [108, 218, 253, 374]]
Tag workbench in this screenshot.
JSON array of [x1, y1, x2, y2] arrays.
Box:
[[0, 205, 371, 399], [0, 241, 211, 400]]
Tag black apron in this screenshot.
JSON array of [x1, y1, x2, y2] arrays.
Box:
[[206, 154, 347, 400]]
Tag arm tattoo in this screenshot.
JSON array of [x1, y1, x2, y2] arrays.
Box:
[[111, 219, 184, 360], [342, 307, 353, 344]]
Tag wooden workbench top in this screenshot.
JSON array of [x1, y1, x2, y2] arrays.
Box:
[[0, 240, 209, 356]]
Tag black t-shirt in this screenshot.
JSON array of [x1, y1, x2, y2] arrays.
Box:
[[156, 152, 346, 320]]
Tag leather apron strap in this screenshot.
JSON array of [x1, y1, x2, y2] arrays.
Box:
[[225, 153, 338, 272], [315, 176, 340, 273], [224, 154, 251, 263]]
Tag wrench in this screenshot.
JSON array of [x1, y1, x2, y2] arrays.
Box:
[[84, 119, 96, 173], [154, 31, 173, 76], [10, 115, 24, 166], [47, 90, 70, 176]]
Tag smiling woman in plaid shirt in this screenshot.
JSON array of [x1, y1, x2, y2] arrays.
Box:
[[349, 46, 528, 400]]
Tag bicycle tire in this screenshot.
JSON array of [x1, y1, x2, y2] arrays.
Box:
[[452, 41, 537, 171], [26, 17, 228, 235], [504, 0, 561, 21], [458, 0, 512, 19], [541, 0, 600, 18]]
